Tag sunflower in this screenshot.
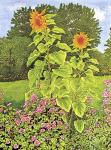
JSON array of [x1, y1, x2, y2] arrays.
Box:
[[73, 32, 89, 49], [30, 10, 47, 32]]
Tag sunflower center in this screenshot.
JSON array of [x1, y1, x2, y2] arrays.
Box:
[[35, 16, 42, 27], [77, 36, 85, 45]]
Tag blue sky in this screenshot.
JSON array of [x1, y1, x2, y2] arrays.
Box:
[[0, 0, 111, 52]]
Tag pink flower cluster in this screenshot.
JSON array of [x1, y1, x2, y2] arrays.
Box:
[[104, 80, 111, 87], [35, 99, 47, 114], [103, 80, 111, 126], [14, 114, 31, 126], [23, 94, 38, 108], [31, 136, 41, 147], [42, 120, 63, 130], [21, 114, 31, 123]]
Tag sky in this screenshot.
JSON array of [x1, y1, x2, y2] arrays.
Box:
[[0, 0, 111, 52]]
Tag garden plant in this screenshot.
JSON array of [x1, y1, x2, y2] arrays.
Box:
[[0, 5, 111, 150], [27, 8, 99, 134]]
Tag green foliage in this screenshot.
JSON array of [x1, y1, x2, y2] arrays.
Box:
[[89, 49, 106, 75], [56, 3, 101, 47], [7, 4, 101, 48], [0, 97, 71, 149], [74, 120, 85, 133], [7, 5, 57, 38], [0, 36, 33, 81], [71, 115, 111, 150], [27, 10, 99, 134], [104, 28, 111, 75]]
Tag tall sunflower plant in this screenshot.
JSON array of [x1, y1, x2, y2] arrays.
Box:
[[26, 9, 99, 134]]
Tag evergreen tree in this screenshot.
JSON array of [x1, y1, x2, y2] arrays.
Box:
[[56, 3, 101, 47], [104, 28, 111, 74], [7, 5, 57, 38]]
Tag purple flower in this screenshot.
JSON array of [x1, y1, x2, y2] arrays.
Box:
[[13, 144, 19, 149], [21, 114, 31, 123], [39, 100, 47, 107], [104, 80, 111, 86], [35, 107, 43, 113], [18, 128, 25, 134], [31, 136, 36, 142], [7, 103, 12, 106], [52, 121, 57, 129], [102, 90, 110, 98], [30, 94, 38, 103], [57, 121, 63, 126], [42, 123, 51, 130], [16, 110, 22, 115], [103, 98, 110, 106], [5, 140, 10, 145], [48, 108, 56, 113], [14, 119, 21, 126], [23, 101, 29, 108], [34, 140, 41, 147], [40, 128, 45, 133], [60, 135, 64, 140], [50, 98, 57, 106]]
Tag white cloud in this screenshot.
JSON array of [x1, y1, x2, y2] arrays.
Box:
[[7, 2, 26, 12], [94, 8, 106, 22]]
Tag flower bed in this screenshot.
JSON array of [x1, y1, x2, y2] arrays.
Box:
[[0, 95, 71, 149]]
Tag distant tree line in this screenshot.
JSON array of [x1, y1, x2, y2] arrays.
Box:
[[0, 3, 110, 81]]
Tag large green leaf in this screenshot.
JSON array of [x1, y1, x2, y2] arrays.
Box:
[[49, 50, 66, 65], [88, 65, 99, 72], [77, 60, 85, 71], [33, 34, 44, 46], [37, 43, 48, 53], [57, 97, 72, 112], [56, 41, 71, 51], [45, 14, 56, 19], [54, 88, 69, 98], [74, 120, 85, 133], [80, 52, 90, 59], [52, 26, 65, 34], [49, 34, 61, 40], [27, 50, 40, 67], [89, 58, 99, 64], [70, 56, 77, 69], [34, 60, 45, 79], [28, 69, 36, 88], [72, 101, 86, 118], [85, 69, 94, 81], [46, 19, 56, 25], [53, 63, 72, 77], [45, 38, 55, 47]]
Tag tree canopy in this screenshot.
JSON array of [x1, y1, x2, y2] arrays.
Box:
[[7, 3, 101, 48]]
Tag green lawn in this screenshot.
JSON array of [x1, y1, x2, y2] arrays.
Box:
[[0, 80, 29, 107], [0, 76, 111, 107]]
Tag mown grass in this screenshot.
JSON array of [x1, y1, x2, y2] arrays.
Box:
[[0, 76, 111, 107], [0, 80, 29, 107]]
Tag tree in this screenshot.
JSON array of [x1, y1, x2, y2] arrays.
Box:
[[7, 4, 101, 47], [56, 3, 101, 47], [0, 36, 34, 81], [89, 49, 105, 75], [104, 28, 111, 75], [7, 5, 57, 38]]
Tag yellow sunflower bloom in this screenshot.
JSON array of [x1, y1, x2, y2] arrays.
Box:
[[73, 32, 89, 49], [30, 10, 47, 32]]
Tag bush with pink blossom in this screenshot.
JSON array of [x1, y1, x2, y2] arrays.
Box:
[[0, 95, 71, 149], [102, 79, 111, 126]]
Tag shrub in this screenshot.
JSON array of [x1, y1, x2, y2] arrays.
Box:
[[0, 96, 71, 149], [27, 9, 99, 134], [0, 36, 34, 81]]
